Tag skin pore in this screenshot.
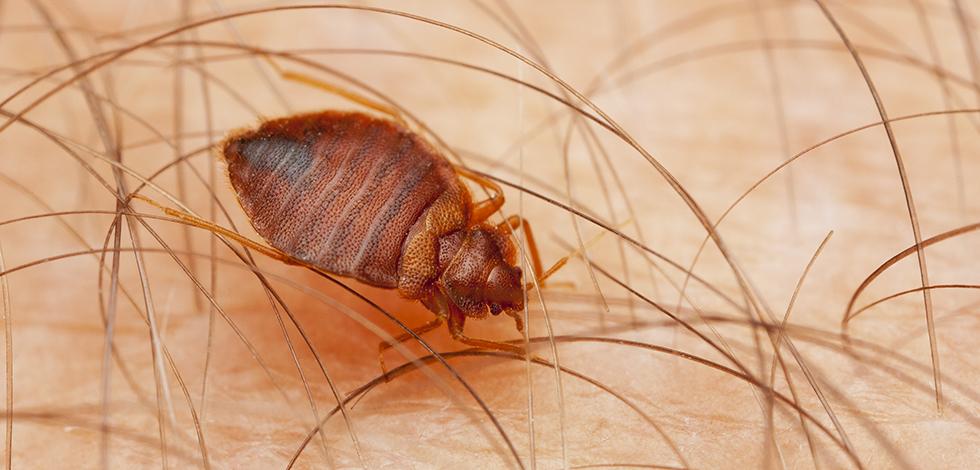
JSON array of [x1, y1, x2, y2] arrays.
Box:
[[0, 1, 978, 468]]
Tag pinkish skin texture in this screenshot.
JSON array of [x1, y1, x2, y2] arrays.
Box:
[[0, 1, 978, 469]]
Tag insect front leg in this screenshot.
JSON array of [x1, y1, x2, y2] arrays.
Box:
[[447, 307, 524, 357], [492, 214, 573, 291], [496, 215, 545, 285]]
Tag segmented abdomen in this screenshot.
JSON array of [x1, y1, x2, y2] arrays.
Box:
[[222, 111, 460, 288]]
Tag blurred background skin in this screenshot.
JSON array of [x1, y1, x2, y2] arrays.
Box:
[[0, 0, 978, 468]]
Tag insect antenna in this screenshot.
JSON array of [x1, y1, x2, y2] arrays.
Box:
[[525, 219, 622, 292]]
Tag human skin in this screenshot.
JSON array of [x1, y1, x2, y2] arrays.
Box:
[[0, 1, 978, 468]]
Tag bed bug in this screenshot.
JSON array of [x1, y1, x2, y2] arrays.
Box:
[[131, 57, 568, 374], [153, 108, 563, 375]]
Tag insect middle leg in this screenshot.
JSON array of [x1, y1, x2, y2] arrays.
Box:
[[448, 308, 524, 357], [455, 166, 505, 225], [378, 316, 443, 382]]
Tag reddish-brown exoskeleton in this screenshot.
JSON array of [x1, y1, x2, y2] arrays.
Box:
[[145, 108, 563, 375]]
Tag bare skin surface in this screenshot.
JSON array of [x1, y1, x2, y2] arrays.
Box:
[[0, 1, 978, 468]]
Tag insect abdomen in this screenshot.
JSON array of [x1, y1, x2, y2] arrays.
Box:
[[222, 111, 462, 288]]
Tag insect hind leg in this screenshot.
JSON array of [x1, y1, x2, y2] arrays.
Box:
[[132, 194, 295, 265], [262, 54, 408, 126]]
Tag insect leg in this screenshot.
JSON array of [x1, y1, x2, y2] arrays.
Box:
[[447, 307, 524, 356], [496, 215, 545, 285], [132, 194, 295, 265], [527, 257, 569, 291], [262, 55, 408, 126], [378, 316, 443, 382], [455, 166, 505, 225]]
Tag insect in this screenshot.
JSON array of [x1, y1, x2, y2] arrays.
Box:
[[143, 103, 565, 375], [227, 110, 572, 373]]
